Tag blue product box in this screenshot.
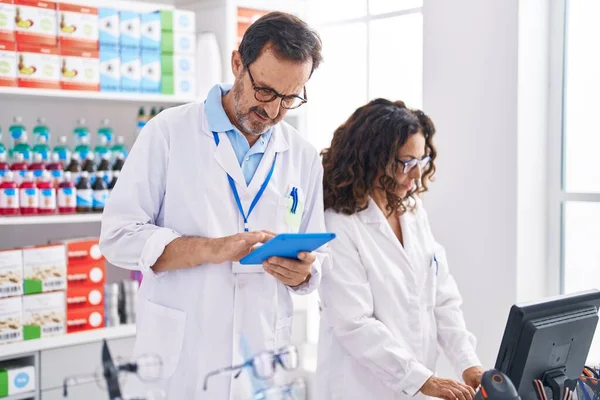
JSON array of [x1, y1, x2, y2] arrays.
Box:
[[141, 51, 160, 93], [140, 11, 161, 52], [119, 11, 140, 51], [100, 45, 120, 92], [120, 50, 140, 92], [99, 8, 119, 49]]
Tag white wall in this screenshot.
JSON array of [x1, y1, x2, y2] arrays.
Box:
[[423, 0, 520, 373]]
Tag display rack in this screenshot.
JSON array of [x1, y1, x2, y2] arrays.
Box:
[[0, 214, 103, 226]]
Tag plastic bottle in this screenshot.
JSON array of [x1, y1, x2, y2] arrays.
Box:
[[135, 107, 146, 137], [0, 171, 19, 215], [46, 153, 63, 187], [37, 170, 56, 214], [149, 107, 157, 120], [53, 135, 71, 166], [113, 154, 125, 172], [10, 153, 28, 186], [33, 117, 50, 150], [29, 153, 46, 183], [92, 171, 108, 212], [19, 171, 38, 215], [9, 117, 31, 162], [0, 125, 6, 158], [108, 170, 119, 199], [94, 135, 110, 165], [98, 153, 111, 184], [65, 153, 82, 184], [58, 171, 76, 214], [82, 153, 97, 184], [98, 119, 114, 145], [76, 171, 93, 213], [0, 153, 9, 179], [110, 136, 128, 163], [73, 119, 91, 160], [32, 134, 51, 161]]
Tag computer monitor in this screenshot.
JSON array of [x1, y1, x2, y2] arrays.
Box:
[[495, 289, 600, 400]]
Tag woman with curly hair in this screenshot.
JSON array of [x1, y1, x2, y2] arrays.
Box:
[[316, 99, 483, 400]]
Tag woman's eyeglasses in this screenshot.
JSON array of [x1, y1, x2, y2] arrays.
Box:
[[396, 156, 431, 174], [247, 67, 307, 110]]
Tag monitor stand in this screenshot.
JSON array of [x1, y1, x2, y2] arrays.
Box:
[[542, 368, 577, 400]]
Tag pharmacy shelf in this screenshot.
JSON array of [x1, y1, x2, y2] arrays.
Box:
[[0, 214, 102, 226], [1, 391, 36, 400], [0, 87, 196, 105], [0, 325, 136, 360]]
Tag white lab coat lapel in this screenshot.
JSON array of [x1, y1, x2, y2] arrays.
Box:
[[247, 124, 289, 193], [212, 132, 247, 189]]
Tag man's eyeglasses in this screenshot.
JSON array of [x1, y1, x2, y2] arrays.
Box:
[[396, 156, 431, 174], [203, 345, 299, 390], [247, 67, 307, 110]]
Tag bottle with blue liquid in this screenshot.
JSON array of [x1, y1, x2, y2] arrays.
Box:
[[53, 136, 71, 166], [73, 119, 91, 161], [33, 117, 50, 144], [94, 135, 110, 165], [9, 117, 31, 162], [98, 119, 113, 145], [32, 135, 51, 162], [0, 126, 6, 158], [111, 136, 128, 163]]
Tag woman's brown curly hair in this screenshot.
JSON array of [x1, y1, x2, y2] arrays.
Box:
[[322, 98, 437, 216]]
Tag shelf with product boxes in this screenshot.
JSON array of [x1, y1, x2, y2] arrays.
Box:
[[0, 0, 199, 100]]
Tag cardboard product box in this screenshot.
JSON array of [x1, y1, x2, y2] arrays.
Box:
[[66, 305, 104, 333], [160, 52, 195, 77], [22, 244, 66, 294], [140, 11, 160, 52], [0, 41, 16, 87], [119, 10, 139, 51], [63, 237, 103, 263], [60, 47, 99, 91], [66, 285, 103, 309], [0, 362, 35, 397], [0, 296, 22, 344], [141, 50, 159, 93], [16, 42, 59, 89], [57, 2, 98, 50], [98, 7, 118, 49], [14, 0, 57, 46], [67, 262, 105, 288], [22, 291, 65, 339], [99, 44, 118, 91], [0, 249, 22, 298], [0, 0, 15, 42], [161, 31, 195, 54], [160, 9, 195, 33], [119, 49, 139, 92], [167, 73, 195, 96]]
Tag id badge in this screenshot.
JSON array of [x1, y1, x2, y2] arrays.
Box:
[[232, 261, 265, 274]]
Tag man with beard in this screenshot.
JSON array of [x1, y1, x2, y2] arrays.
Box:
[[99, 12, 326, 399]]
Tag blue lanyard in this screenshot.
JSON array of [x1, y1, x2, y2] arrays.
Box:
[[212, 132, 277, 232]]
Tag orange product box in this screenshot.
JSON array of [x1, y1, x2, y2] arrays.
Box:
[[14, 0, 57, 46], [0, 0, 16, 42], [66, 285, 103, 309], [60, 46, 98, 91], [0, 41, 17, 87], [58, 2, 98, 50], [66, 305, 104, 333], [16, 42, 60, 89], [67, 261, 105, 288], [62, 238, 104, 264]]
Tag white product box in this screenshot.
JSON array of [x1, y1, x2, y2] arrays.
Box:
[[0, 249, 23, 298], [173, 10, 195, 33], [99, 8, 118, 48], [0, 362, 36, 396], [0, 41, 17, 87], [140, 11, 160, 52], [0, 296, 22, 344], [60, 47, 99, 91], [99, 45, 118, 91], [16, 43, 60, 89], [0, 0, 15, 42], [173, 31, 195, 54], [58, 2, 99, 50], [174, 74, 195, 96], [22, 244, 66, 294], [173, 53, 195, 76], [119, 10, 140, 51], [141, 50, 159, 93], [120, 50, 140, 92], [23, 291, 65, 339], [14, 0, 57, 46]]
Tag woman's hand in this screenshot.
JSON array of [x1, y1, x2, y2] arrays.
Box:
[[420, 376, 476, 400]]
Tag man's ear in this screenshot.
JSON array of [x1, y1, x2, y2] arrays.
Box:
[[231, 50, 244, 79]]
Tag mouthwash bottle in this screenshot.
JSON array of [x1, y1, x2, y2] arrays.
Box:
[[33, 117, 50, 143], [111, 136, 128, 163], [9, 117, 31, 162], [0, 126, 6, 158], [73, 118, 91, 160], [98, 119, 114, 145], [32, 134, 51, 161], [53, 136, 71, 166], [94, 135, 110, 164]]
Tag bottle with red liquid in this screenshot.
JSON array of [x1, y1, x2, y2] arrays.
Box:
[[58, 171, 76, 214], [38, 170, 56, 214], [0, 153, 9, 179], [29, 153, 46, 184], [11, 153, 28, 186], [46, 153, 63, 187], [19, 171, 38, 215], [0, 171, 19, 215]]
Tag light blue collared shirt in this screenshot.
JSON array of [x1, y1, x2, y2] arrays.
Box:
[[204, 84, 273, 185]]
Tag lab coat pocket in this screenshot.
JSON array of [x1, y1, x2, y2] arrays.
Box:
[[274, 316, 293, 348], [426, 257, 438, 308], [133, 300, 187, 379], [277, 188, 305, 233]]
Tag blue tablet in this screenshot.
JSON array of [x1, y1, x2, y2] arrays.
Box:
[[239, 233, 336, 265]]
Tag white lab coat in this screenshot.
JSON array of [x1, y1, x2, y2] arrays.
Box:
[[99, 101, 327, 400], [316, 197, 480, 400]]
